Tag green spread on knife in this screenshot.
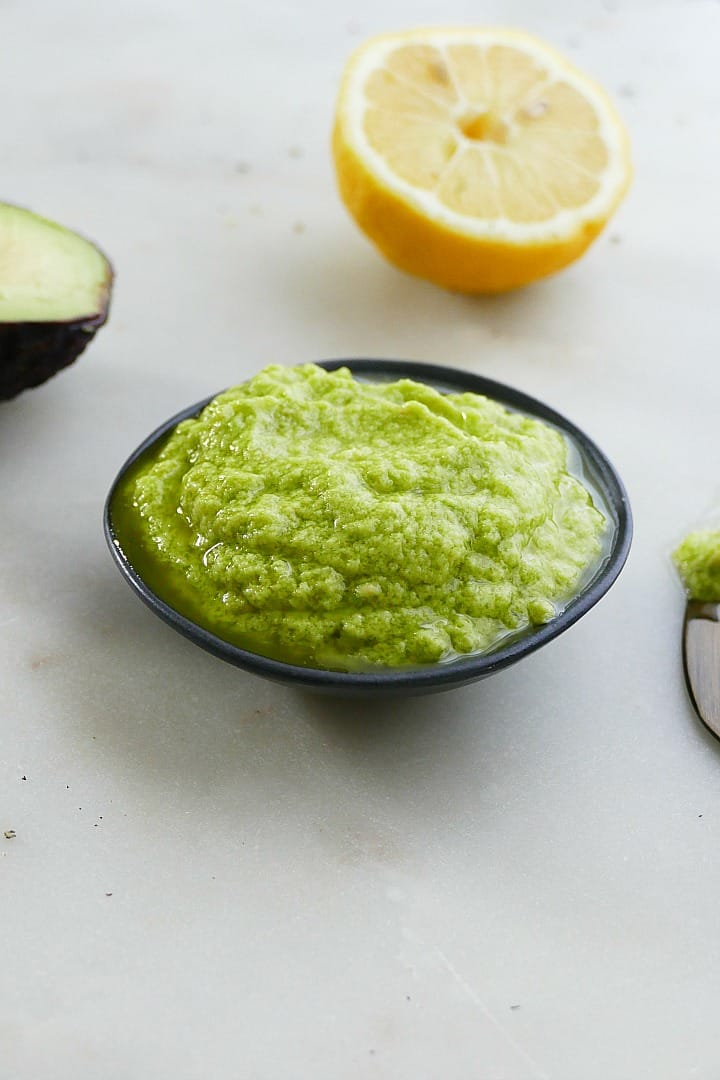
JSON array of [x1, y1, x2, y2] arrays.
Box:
[[673, 530, 720, 602], [112, 364, 607, 670]]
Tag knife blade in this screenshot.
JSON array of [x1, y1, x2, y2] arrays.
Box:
[[683, 599, 720, 740]]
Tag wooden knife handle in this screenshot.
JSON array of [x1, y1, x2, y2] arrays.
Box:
[[683, 600, 720, 740]]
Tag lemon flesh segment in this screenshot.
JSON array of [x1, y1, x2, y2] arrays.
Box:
[[384, 44, 460, 106], [333, 29, 632, 292], [364, 109, 458, 189]]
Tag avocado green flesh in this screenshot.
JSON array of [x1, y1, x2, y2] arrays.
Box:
[[112, 364, 607, 671], [0, 203, 110, 322], [673, 530, 720, 602]]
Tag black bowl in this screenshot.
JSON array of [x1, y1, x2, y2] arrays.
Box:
[[104, 359, 632, 697]]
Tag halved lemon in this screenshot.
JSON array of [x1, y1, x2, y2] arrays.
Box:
[[332, 28, 631, 293]]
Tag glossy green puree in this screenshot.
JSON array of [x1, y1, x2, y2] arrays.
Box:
[[112, 365, 606, 670], [673, 530, 720, 602]]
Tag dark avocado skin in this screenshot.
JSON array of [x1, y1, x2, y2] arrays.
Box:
[[0, 273, 113, 400]]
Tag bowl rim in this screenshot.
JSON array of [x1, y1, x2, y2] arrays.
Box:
[[104, 358, 633, 691]]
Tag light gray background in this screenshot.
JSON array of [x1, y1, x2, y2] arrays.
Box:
[[2, 1, 719, 1077]]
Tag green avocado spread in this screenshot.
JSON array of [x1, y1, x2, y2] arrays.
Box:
[[673, 530, 720, 602], [112, 364, 607, 670]]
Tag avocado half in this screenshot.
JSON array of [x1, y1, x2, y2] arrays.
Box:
[[0, 202, 113, 399]]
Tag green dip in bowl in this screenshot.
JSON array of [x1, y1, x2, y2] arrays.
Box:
[[105, 359, 632, 696]]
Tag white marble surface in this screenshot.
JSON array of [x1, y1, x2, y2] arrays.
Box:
[[2, 1, 720, 1077]]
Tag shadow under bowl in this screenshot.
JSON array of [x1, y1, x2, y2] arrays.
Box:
[[104, 359, 632, 698]]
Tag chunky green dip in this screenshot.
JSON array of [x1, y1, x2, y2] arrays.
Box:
[[673, 530, 720, 602], [113, 364, 607, 670]]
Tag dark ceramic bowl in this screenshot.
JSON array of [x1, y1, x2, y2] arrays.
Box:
[[104, 359, 632, 697]]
